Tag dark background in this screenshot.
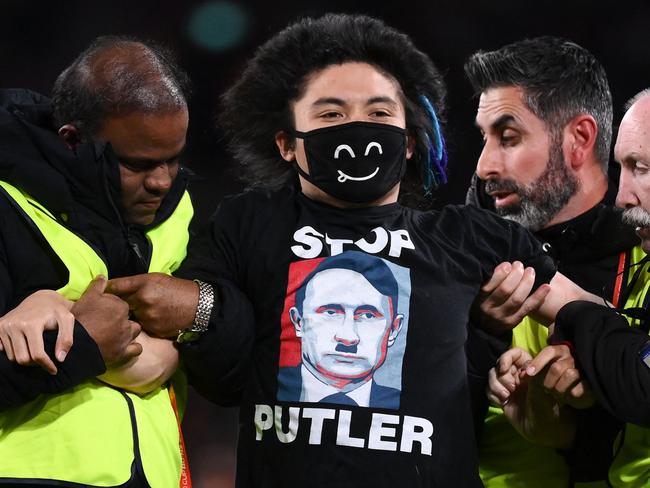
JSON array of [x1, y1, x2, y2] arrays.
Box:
[[3, 0, 649, 485]]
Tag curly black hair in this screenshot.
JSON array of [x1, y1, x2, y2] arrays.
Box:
[[219, 13, 447, 208]]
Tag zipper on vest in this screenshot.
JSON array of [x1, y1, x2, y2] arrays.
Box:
[[128, 232, 145, 263], [126, 226, 152, 271]]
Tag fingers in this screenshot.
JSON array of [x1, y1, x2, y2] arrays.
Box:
[[82, 275, 108, 298], [497, 347, 532, 375], [569, 382, 587, 399], [25, 329, 57, 375], [0, 323, 29, 365], [478, 262, 550, 331], [0, 330, 15, 362], [0, 291, 73, 373], [481, 262, 518, 295], [495, 267, 536, 310], [484, 262, 528, 305], [0, 316, 65, 374], [525, 344, 571, 376], [523, 344, 590, 407], [487, 366, 517, 405], [53, 309, 75, 363], [122, 321, 144, 362], [504, 283, 551, 324], [544, 359, 581, 396], [540, 356, 576, 391], [129, 320, 142, 341], [535, 354, 593, 408], [487, 367, 509, 405], [8, 330, 52, 373], [568, 381, 595, 407], [106, 275, 147, 298], [123, 342, 144, 361]]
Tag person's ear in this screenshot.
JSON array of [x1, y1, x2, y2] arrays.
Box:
[[564, 115, 598, 169], [58, 124, 82, 150], [387, 314, 404, 346], [289, 307, 303, 337], [275, 130, 296, 162]]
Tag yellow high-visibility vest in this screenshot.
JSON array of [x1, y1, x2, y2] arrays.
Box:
[[0, 180, 193, 487], [479, 316, 570, 488], [480, 245, 650, 488], [609, 245, 650, 487]]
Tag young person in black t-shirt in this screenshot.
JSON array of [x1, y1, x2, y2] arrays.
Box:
[[103, 14, 602, 487]]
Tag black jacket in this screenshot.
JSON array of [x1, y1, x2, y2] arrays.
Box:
[[553, 300, 650, 427]]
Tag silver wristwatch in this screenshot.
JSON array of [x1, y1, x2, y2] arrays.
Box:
[[176, 280, 215, 343]]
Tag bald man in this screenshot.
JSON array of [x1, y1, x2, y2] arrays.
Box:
[[0, 36, 193, 487]]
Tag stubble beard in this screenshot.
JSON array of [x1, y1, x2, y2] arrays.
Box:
[[487, 141, 579, 232]]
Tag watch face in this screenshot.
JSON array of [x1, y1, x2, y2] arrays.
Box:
[[176, 330, 201, 344]]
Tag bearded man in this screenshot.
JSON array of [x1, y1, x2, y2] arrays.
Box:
[[464, 36, 640, 488]]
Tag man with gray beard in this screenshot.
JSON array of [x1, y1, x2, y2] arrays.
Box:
[[464, 36, 640, 487], [494, 88, 650, 488], [618, 90, 650, 246], [481, 137, 577, 232]]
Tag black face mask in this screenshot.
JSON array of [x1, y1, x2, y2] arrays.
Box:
[[292, 121, 407, 204]]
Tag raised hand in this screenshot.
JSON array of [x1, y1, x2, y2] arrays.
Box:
[[473, 261, 551, 334]]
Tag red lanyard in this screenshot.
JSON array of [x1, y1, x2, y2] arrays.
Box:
[[169, 385, 193, 488]]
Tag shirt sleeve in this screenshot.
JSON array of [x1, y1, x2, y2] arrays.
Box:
[[444, 205, 556, 290], [176, 195, 243, 283], [465, 324, 512, 441], [552, 300, 650, 426], [175, 196, 255, 405], [177, 278, 255, 406]]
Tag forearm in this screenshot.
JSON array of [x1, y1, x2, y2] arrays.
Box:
[[532, 272, 605, 325], [98, 331, 178, 395]]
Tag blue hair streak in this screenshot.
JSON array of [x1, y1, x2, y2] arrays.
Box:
[[419, 95, 448, 191]]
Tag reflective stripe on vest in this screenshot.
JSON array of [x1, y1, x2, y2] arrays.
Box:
[[0, 181, 193, 487], [609, 245, 650, 487]]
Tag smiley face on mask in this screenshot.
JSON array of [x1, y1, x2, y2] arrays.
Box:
[[292, 121, 407, 203]]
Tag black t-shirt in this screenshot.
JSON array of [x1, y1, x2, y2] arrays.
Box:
[[179, 187, 555, 488]]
